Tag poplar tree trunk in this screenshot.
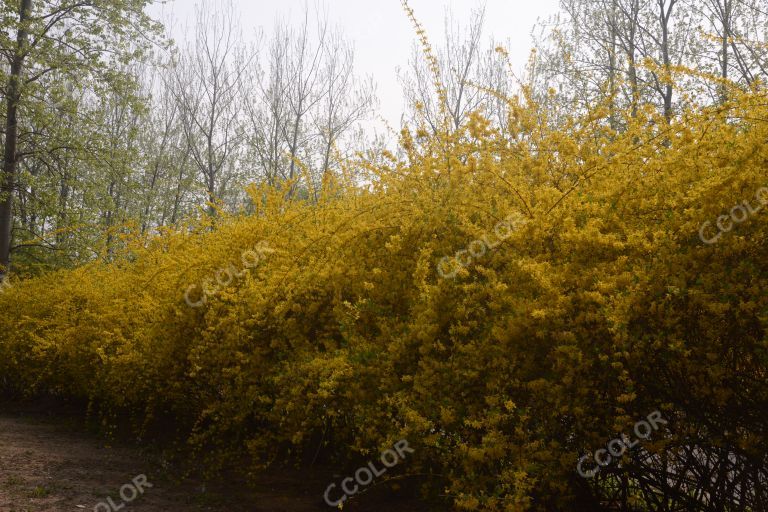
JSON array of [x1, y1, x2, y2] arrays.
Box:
[[0, 0, 33, 279]]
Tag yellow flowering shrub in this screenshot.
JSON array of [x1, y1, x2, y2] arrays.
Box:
[[1, 86, 767, 510]]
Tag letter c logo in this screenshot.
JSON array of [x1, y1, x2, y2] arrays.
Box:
[[595, 448, 612, 467], [716, 214, 733, 233], [576, 454, 599, 478], [323, 483, 346, 507], [437, 256, 458, 279], [341, 477, 358, 496], [699, 221, 721, 245], [184, 284, 206, 308]]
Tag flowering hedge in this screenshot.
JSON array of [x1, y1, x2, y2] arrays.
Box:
[[1, 89, 767, 511]]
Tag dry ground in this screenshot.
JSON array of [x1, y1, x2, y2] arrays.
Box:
[[0, 409, 428, 512]]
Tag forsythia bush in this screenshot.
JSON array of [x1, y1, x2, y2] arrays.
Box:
[[1, 86, 767, 511]]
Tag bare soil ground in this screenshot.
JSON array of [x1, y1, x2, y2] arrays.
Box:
[[0, 409, 429, 512]]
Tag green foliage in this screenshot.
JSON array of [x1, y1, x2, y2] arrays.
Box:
[[0, 0, 166, 275]]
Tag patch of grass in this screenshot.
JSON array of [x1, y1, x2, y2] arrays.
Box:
[[28, 485, 51, 498], [3, 474, 25, 487]]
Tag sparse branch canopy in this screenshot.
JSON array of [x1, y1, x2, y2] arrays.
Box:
[[399, 5, 513, 135], [170, 0, 250, 216], [240, 5, 375, 200], [531, 0, 768, 124]]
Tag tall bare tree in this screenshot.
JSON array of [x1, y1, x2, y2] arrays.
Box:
[[400, 7, 513, 134], [241, 9, 374, 198], [171, 0, 249, 215]]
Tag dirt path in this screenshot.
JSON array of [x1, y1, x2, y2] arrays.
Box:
[[0, 411, 432, 512], [0, 412, 328, 512]]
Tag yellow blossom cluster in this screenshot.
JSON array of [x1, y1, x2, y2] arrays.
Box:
[[1, 84, 767, 511]]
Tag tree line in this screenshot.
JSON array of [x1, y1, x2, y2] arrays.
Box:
[[0, 0, 377, 278], [0, 0, 766, 280]]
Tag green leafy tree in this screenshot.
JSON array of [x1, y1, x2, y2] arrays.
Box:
[[0, 0, 164, 279]]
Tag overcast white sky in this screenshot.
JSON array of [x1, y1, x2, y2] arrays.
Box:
[[149, 0, 560, 128]]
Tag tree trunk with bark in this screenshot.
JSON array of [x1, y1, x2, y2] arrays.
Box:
[[0, 0, 33, 279]]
